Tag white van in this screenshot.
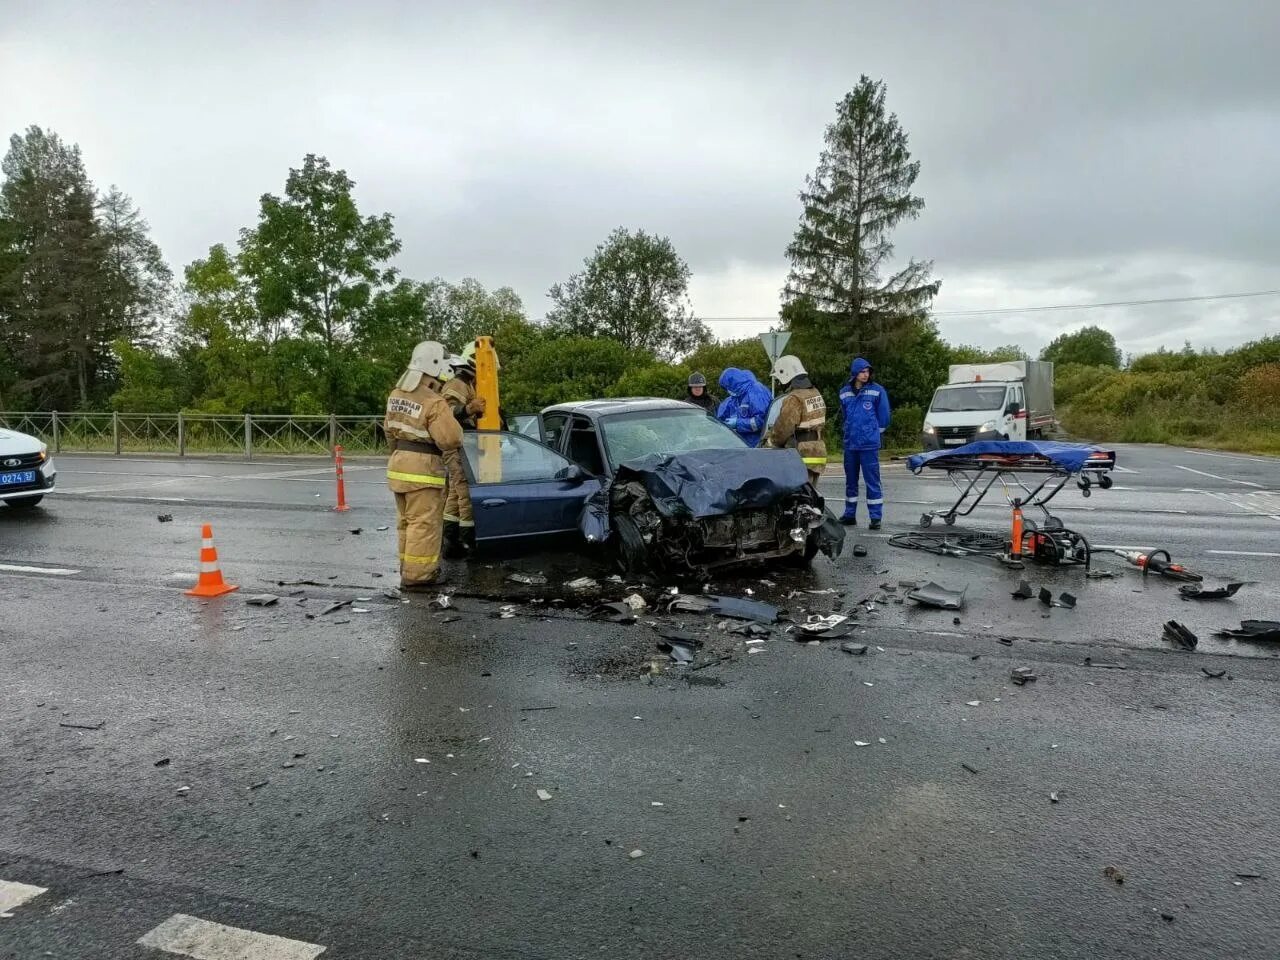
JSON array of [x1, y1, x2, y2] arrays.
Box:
[[0, 428, 57, 508], [921, 361, 1055, 450]]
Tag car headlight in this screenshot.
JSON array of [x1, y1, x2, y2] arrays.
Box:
[[38, 443, 48, 461], [922, 422, 935, 435], [980, 420, 998, 433]]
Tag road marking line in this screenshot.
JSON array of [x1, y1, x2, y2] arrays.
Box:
[[1113, 465, 1141, 473], [1174, 465, 1263, 488], [1094, 544, 1153, 552], [1207, 550, 1280, 558], [1186, 449, 1276, 465], [0, 563, 80, 576], [1198, 489, 1280, 523], [137, 914, 326, 959], [0, 879, 48, 913]]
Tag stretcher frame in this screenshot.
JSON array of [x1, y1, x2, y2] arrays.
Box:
[[914, 450, 1116, 569]]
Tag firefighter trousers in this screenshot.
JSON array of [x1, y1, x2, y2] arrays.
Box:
[[395, 487, 445, 585], [443, 455, 474, 528]]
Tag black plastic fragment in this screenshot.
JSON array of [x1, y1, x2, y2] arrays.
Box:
[[840, 642, 868, 655], [592, 601, 637, 624], [1058, 592, 1077, 609], [1012, 581, 1034, 600], [1010, 667, 1038, 685], [906, 581, 967, 610], [1038, 587, 1054, 607], [1214, 619, 1280, 642], [1201, 667, 1227, 679], [852, 544, 868, 558], [1162, 620, 1198, 650], [1179, 582, 1244, 601]]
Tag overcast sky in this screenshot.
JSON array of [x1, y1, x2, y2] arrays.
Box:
[[3, 0, 1277, 357]]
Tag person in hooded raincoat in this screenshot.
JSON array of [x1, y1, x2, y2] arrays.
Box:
[[716, 367, 772, 447], [837, 357, 890, 528]]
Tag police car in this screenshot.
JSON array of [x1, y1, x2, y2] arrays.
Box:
[[0, 427, 56, 508]]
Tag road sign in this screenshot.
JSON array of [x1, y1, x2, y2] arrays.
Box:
[[758, 331, 791, 363]]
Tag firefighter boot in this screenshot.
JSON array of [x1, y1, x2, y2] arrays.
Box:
[[461, 525, 477, 556], [442, 519, 465, 560]]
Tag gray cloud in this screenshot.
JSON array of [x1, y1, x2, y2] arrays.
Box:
[[2, 0, 1277, 356]]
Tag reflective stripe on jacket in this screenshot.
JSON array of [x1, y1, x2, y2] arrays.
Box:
[[384, 379, 463, 494], [766, 383, 827, 468]]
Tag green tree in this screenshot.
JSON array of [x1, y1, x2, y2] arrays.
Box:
[[948, 343, 1028, 364], [785, 77, 940, 358], [0, 126, 106, 408], [239, 154, 401, 409], [97, 186, 171, 343], [1039, 325, 1121, 368], [546, 227, 709, 360], [501, 336, 649, 413]]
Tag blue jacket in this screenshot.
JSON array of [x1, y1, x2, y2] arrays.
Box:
[[839, 358, 891, 450], [716, 367, 772, 447]]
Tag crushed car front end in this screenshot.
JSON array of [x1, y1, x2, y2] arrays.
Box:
[[583, 447, 844, 573]]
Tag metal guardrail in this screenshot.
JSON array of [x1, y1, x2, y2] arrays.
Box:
[[0, 412, 385, 458]]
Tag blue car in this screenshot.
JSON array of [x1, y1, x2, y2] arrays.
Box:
[[460, 398, 843, 571]]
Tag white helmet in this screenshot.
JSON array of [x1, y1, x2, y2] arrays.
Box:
[[396, 340, 448, 391], [772, 354, 807, 386]]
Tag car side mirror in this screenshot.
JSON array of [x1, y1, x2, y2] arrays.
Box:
[[555, 464, 587, 483], [1005, 402, 1021, 416]]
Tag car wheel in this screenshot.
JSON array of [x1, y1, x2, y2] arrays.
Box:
[[612, 513, 649, 575], [4, 496, 42, 509]]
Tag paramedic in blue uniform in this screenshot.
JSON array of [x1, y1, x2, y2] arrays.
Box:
[[716, 367, 772, 448], [838, 357, 891, 528]]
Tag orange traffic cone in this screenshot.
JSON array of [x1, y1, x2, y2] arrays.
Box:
[[186, 523, 238, 597]]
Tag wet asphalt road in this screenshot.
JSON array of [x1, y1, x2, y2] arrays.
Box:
[[2, 445, 1279, 958]]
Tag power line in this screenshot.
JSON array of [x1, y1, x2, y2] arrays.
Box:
[[694, 287, 1280, 322]]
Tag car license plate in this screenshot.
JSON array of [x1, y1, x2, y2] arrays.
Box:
[[0, 470, 36, 486], [943, 438, 965, 446]]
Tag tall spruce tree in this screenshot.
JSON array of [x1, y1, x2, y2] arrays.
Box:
[[0, 126, 104, 407], [785, 77, 940, 361]]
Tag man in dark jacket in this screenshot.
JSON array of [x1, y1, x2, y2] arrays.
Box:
[[684, 372, 716, 411], [837, 357, 890, 528]]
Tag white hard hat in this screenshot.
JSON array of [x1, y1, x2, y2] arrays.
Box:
[[396, 340, 448, 390], [772, 355, 807, 385]]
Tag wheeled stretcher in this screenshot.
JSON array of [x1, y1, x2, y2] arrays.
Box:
[[904, 441, 1117, 568]]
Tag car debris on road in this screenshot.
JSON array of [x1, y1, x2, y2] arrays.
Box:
[[1214, 620, 1280, 642], [1162, 620, 1198, 650], [906, 581, 967, 610], [1179, 582, 1244, 601]]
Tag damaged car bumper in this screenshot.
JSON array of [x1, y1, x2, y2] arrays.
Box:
[[580, 447, 844, 572]]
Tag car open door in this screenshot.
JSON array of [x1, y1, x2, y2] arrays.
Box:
[[461, 431, 601, 543]]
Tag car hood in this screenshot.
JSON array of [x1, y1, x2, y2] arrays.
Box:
[[0, 429, 42, 454], [612, 447, 809, 520]]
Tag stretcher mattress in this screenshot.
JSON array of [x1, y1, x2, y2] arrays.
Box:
[[906, 440, 1116, 474]]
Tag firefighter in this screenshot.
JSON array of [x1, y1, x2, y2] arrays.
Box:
[[764, 355, 827, 485], [716, 367, 772, 447], [684, 372, 716, 412], [440, 351, 487, 559], [837, 357, 891, 529], [384, 341, 463, 589]]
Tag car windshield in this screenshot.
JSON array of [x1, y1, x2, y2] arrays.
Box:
[[930, 385, 1008, 413], [600, 410, 744, 469]]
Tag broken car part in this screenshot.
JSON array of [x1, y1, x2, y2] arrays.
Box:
[[667, 594, 779, 623], [506, 573, 547, 586], [1162, 620, 1198, 650], [1012, 580, 1034, 599], [591, 601, 637, 624], [1214, 620, 1280, 642], [906, 581, 967, 610], [1179, 582, 1244, 601]]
